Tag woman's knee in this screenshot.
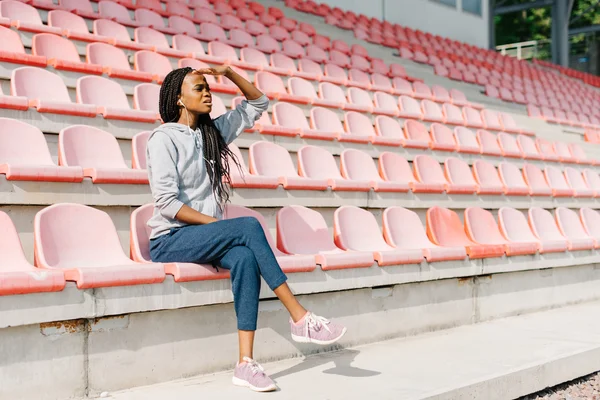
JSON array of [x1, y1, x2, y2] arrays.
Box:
[[236, 216, 263, 234], [221, 246, 258, 272]]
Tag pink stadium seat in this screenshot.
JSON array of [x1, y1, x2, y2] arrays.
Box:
[[412, 81, 433, 100], [472, 160, 503, 195], [255, 71, 310, 104], [373, 116, 406, 146], [60, 0, 99, 19], [136, 0, 167, 15], [431, 85, 451, 103], [289, 78, 339, 108], [544, 166, 574, 197], [389, 63, 408, 78], [166, 15, 199, 37], [291, 30, 311, 46], [59, 125, 148, 184], [371, 59, 390, 76], [500, 113, 534, 136], [34, 203, 165, 289], [553, 142, 577, 164], [323, 63, 348, 85], [11, 67, 96, 117], [313, 33, 331, 50], [517, 135, 543, 160], [133, 83, 160, 113], [350, 54, 372, 72], [342, 112, 386, 145], [535, 138, 560, 162], [476, 130, 502, 157], [371, 91, 402, 116], [422, 100, 444, 123], [196, 22, 229, 43], [87, 42, 152, 82], [569, 143, 595, 165], [444, 157, 478, 193], [429, 123, 457, 151], [340, 149, 408, 192], [347, 68, 372, 90], [403, 119, 431, 149], [277, 205, 374, 270], [398, 96, 423, 120], [317, 82, 354, 110], [427, 207, 504, 259], [227, 28, 255, 48], [172, 34, 222, 64], [0, 25, 46, 67], [580, 208, 600, 246], [454, 127, 480, 154], [329, 49, 350, 68], [465, 207, 538, 256], [240, 47, 287, 75], [527, 207, 570, 253], [255, 34, 281, 54], [134, 51, 172, 83], [165, 2, 190, 18], [376, 151, 420, 187], [269, 25, 291, 41], [94, 19, 153, 52], [32, 33, 102, 75], [135, 26, 190, 58], [0, 211, 65, 296], [554, 207, 596, 251], [497, 132, 523, 158], [77, 76, 158, 123], [463, 107, 485, 129], [298, 58, 325, 80], [273, 102, 336, 140], [131, 131, 149, 170], [522, 164, 552, 196], [245, 19, 267, 36], [236, 7, 257, 22], [383, 206, 466, 262], [221, 13, 244, 30], [135, 9, 177, 34], [0, 0, 62, 34], [249, 142, 328, 190], [583, 168, 600, 193], [129, 203, 228, 281], [281, 39, 305, 59], [98, 1, 139, 27], [497, 207, 547, 253], [298, 145, 370, 191], [331, 39, 350, 54], [392, 78, 414, 96], [227, 143, 279, 189], [481, 109, 503, 131], [271, 53, 317, 80], [411, 155, 447, 194], [564, 167, 594, 197], [259, 11, 277, 27], [442, 103, 465, 126], [208, 41, 258, 70], [498, 162, 529, 196], [48, 10, 113, 44], [370, 73, 395, 94], [0, 118, 83, 182], [335, 206, 423, 266], [279, 16, 297, 31]]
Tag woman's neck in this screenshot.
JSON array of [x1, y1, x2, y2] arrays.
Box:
[[177, 111, 198, 130]]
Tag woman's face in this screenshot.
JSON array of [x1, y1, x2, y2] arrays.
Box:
[[178, 71, 212, 115]]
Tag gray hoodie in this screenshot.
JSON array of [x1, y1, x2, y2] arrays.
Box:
[[146, 95, 269, 239]]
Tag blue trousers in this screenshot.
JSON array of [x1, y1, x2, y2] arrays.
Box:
[[149, 217, 288, 331]]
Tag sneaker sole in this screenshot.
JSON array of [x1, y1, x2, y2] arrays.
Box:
[[291, 327, 347, 345], [232, 376, 277, 392]]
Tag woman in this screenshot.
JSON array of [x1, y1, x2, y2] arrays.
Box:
[[146, 66, 347, 392]]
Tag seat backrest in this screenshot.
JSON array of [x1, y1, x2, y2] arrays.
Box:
[[32, 33, 80, 62], [413, 81, 432, 98], [130, 130, 150, 169], [256, 34, 281, 53], [0, 0, 42, 25], [555, 207, 592, 241], [373, 92, 398, 111], [345, 111, 375, 137], [399, 95, 421, 115], [0, 118, 55, 166], [422, 100, 443, 120], [209, 95, 227, 119], [282, 39, 305, 56], [76, 75, 130, 109], [430, 123, 455, 147], [98, 0, 132, 22], [523, 163, 550, 191], [0, 25, 25, 54], [240, 47, 269, 67], [482, 109, 502, 130], [477, 130, 501, 154], [536, 138, 557, 157], [445, 157, 476, 186], [583, 168, 600, 191], [378, 152, 415, 183], [272, 102, 309, 130], [569, 143, 589, 162], [334, 206, 390, 251], [431, 85, 450, 102], [443, 103, 464, 122], [255, 71, 286, 94], [544, 166, 570, 191], [166, 2, 190, 17], [517, 135, 541, 157], [498, 162, 527, 189], [35, 203, 131, 268], [246, 19, 267, 35], [580, 208, 600, 241], [498, 207, 539, 243], [11, 67, 70, 102], [499, 113, 519, 130], [48, 9, 89, 33], [270, 25, 290, 40], [229, 29, 254, 47], [94, 19, 133, 42], [497, 132, 520, 155], [298, 145, 341, 180], [348, 87, 373, 107], [277, 205, 339, 254], [553, 142, 573, 160], [350, 54, 370, 71], [61, 0, 95, 14], [87, 42, 131, 70], [464, 207, 507, 244], [454, 126, 478, 149], [310, 107, 344, 132], [221, 13, 244, 29], [404, 119, 430, 142], [271, 53, 298, 72], [135, 8, 167, 29], [209, 41, 239, 61], [450, 88, 468, 103], [320, 82, 347, 103], [298, 58, 323, 77], [59, 125, 127, 169], [371, 73, 392, 89], [426, 206, 472, 247], [288, 77, 317, 99], [172, 34, 206, 55], [330, 49, 349, 66], [564, 167, 589, 192], [340, 149, 379, 181], [129, 203, 154, 262], [134, 50, 172, 76], [249, 141, 297, 177], [473, 159, 502, 187], [393, 77, 413, 94], [199, 22, 227, 41], [414, 155, 447, 185], [348, 68, 370, 85], [133, 83, 160, 112], [382, 206, 433, 248], [0, 211, 31, 269], [324, 63, 348, 81], [135, 26, 170, 49], [528, 207, 566, 241], [374, 115, 404, 140], [463, 107, 483, 125]]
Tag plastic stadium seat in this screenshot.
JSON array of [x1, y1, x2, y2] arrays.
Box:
[[497, 132, 523, 158], [94, 19, 153, 52], [412, 82, 433, 100], [517, 135, 543, 160], [134, 26, 189, 58], [98, 1, 139, 27], [249, 142, 328, 190], [281, 39, 305, 59], [372, 116, 406, 146], [497, 207, 549, 253], [134, 51, 173, 83], [47, 10, 111, 44], [291, 30, 311, 46], [569, 143, 595, 165], [221, 13, 244, 30], [32, 33, 103, 75], [130, 203, 229, 281], [522, 164, 553, 196], [86, 43, 150, 82], [136, 0, 167, 15], [498, 162, 528, 196], [255, 71, 310, 104], [131, 131, 149, 170], [172, 34, 222, 64], [298, 58, 325, 80], [255, 34, 281, 54], [277, 205, 374, 270], [11, 67, 96, 117], [340, 149, 408, 192], [0, 118, 83, 182], [453, 127, 479, 154], [209, 95, 227, 119], [410, 155, 448, 194], [554, 207, 595, 251], [334, 206, 423, 266], [370, 73, 395, 93], [166, 15, 200, 36], [392, 78, 414, 96], [34, 203, 165, 289], [429, 123, 457, 151], [444, 157, 478, 194], [371, 91, 402, 116], [240, 47, 287, 75], [500, 113, 534, 136], [481, 109, 503, 131], [135, 9, 177, 34], [227, 143, 279, 189], [60, 0, 99, 19], [268, 25, 290, 42], [0, 211, 65, 296], [329, 49, 350, 68], [0, 1, 62, 34], [271, 53, 317, 80], [133, 83, 160, 114], [59, 125, 148, 184], [527, 207, 570, 253], [323, 63, 348, 85], [564, 167, 595, 197], [553, 142, 577, 164], [347, 68, 372, 90], [463, 107, 485, 129], [339, 111, 377, 144], [583, 168, 600, 193], [259, 11, 278, 27], [427, 207, 504, 259], [289, 78, 339, 109], [273, 102, 336, 140], [208, 41, 258, 70], [194, 22, 228, 43], [419, 100, 443, 123], [371, 59, 390, 76], [388, 63, 407, 79], [350, 54, 372, 73], [398, 96, 423, 119], [377, 152, 422, 188], [0, 25, 46, 67], [451, 88, 481, 109], [580, 208, 600, 246], [543, 166, 574, 197], [298, 145, 371, 191], [317, 82, 354, 110], [465, 207, 537, 256], [442, 103, 465, 126], [245, 19, 267, 36], [476, 130, 502, 157], [403, 120, 430, 149], [472, 160, 504, 195], [536, 138, 560, 162], [165, 2, 190, 18]]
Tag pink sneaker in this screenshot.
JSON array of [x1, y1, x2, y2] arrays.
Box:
[[290, 312, 347, 345], [232, 357, 277, 392]]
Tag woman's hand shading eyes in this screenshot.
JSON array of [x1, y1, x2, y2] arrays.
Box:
[[195, 66, 232, 77]]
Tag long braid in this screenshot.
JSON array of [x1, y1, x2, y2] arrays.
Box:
[[159, 67, 241, 213]]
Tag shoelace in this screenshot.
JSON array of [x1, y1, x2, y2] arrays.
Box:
[[243, 357, 266, 376], [305, 313, 332, 337]]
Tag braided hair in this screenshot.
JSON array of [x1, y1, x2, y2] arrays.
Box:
[[159, 67, 241, 213]]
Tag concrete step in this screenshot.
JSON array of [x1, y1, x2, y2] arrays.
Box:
[[102, 300, 600, 400]]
